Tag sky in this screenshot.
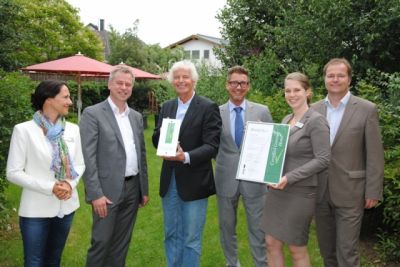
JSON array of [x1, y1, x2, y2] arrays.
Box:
[[65, 0, 227, 47]]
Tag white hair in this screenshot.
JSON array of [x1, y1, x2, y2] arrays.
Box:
[[167, 60, 199, 85]]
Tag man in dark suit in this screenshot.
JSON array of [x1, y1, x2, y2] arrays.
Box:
[[152, 60, 222, 267], [80, 66, 149, 266], [312, 58, 384, 267], [215, 66, 272, 267]]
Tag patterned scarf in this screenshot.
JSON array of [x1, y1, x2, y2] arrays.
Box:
[[33, 111, 78, 180]]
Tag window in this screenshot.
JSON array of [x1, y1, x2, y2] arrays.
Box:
[[192, 50, 200, 59], [184, 50, 191, 59], [204, 50, 210, 59]]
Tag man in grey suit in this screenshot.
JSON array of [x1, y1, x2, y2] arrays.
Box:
[[215, 66, 272, 267], [312, 58, 384, 267], [80, 66, 149, 267]]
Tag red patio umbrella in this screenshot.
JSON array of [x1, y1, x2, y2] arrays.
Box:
[[114, 63, 161, 79], [22, 53, 113, 121]]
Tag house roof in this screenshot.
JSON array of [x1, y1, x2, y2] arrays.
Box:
[[166, 33, 228, 49]]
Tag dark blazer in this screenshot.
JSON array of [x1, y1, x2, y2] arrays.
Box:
[[282, 109, 331, 188], [152, 94, 222, 201], [312, 95, 384, 206], [80, 100, 148, 204]]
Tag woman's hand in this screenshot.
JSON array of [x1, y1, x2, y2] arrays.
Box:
[[269, 176, 288, 190], [52, 181, 72, 200]]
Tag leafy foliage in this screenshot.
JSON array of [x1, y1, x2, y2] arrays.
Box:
[[0, 0, 104, 71], [108, 22, 184, 74], [0, 72, 34, 227], [217, 0, 400, 90], [356, 72, 400, 264]]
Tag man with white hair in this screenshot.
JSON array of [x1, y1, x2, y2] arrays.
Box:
[[153, 60, 222, 267]]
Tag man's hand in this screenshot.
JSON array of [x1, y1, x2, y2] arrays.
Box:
[[92, 196, 113, 218], [365, 199, 379, 209], [162, 143, 185, 162], [139, 196, 149, 208]]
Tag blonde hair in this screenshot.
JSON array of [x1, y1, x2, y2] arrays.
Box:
[[285, 72, 313, 104], [109, 65, 135, 82], [323, 58, 352, 79]]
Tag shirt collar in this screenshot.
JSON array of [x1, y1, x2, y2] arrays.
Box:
[[324, 91, 351, 108], [107, 96, 130, 116], [229, 100, 246, 112], [178, 91, 195, 105]]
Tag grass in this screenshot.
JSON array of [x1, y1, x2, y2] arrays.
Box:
[[0, 115, 377, 266]]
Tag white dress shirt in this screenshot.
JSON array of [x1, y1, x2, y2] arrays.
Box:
[[107, 97, 138, 176], [324, 91, 351, 145]]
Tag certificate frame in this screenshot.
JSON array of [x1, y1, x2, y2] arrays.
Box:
[[236, 121, 290, 184], [156, 118, 181, 157]]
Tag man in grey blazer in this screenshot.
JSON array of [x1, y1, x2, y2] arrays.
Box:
[[312, 58, 384, 267], [215, 66, 272, 267], [80, 66, 149, 267]]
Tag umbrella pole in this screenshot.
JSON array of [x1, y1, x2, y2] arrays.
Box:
[[77, 74, 82, 122]]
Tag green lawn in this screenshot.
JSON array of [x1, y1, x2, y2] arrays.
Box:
[[2, 115, 376, 266]]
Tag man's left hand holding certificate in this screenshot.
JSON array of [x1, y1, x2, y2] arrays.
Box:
[[156, 118, 182, 160]]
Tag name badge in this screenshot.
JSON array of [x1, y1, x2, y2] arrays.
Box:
[[64, 137, 74, 142], [295, 122, 304, 128]]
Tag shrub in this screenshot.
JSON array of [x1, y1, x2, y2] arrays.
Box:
[[356, 72, 400, 264], [0, 72, 34, 228]]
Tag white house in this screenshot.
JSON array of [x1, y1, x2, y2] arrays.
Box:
[[166, 34, 227, 68]]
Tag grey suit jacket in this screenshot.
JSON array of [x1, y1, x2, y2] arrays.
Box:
[[215, 100, 273, 198], [312, 95, 384, 206], [79, 100, 148, 204], [282, 109, 330, 189]]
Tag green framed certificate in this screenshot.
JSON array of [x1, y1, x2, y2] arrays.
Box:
[[236, 121, 290, 184], [156, 118, 181, 157]]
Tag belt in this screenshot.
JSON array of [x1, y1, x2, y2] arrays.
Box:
[[124, 174, 138, 181]]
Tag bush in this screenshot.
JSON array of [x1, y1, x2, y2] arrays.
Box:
[[0, 72, 34, 228], [195, 64, 228, 105], [356, 72, 400, 264]]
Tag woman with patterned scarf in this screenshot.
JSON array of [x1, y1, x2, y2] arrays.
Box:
[[6, 80, 85, 267]]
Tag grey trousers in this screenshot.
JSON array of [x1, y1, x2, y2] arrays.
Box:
[[315, 191, 364, 267], [217, 191, 267, 267], [86, 177, 140, 267]]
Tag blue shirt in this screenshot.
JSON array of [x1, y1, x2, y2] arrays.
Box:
[[324, 91, 351, 145], [176, 92, 195, 163]]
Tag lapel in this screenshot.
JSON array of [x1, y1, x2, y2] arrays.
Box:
[[128, 109, 139, 145], [286, 109, 312, 136], [101, 100, 125, 148], [167, 99, 178, 119], [314, 100, 327, 117], [221, 102, 238, 149], [179, 94, 198, 136], [244, 100, 253, 122], [332, 95, 358, 147]]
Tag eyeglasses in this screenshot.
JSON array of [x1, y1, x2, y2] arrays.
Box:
[[228, 81, 249, 88]]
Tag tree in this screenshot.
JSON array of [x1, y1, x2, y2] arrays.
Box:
[[108, 21, 148, 67], [217, 0, 400, 86], [0, 0, 20, 71], [0, 0, 104, 71], [108, 20, 184, 74]]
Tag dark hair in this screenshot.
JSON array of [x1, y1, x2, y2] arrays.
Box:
[[31, 80, 67, 111], [227, 65, 249, 81]]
